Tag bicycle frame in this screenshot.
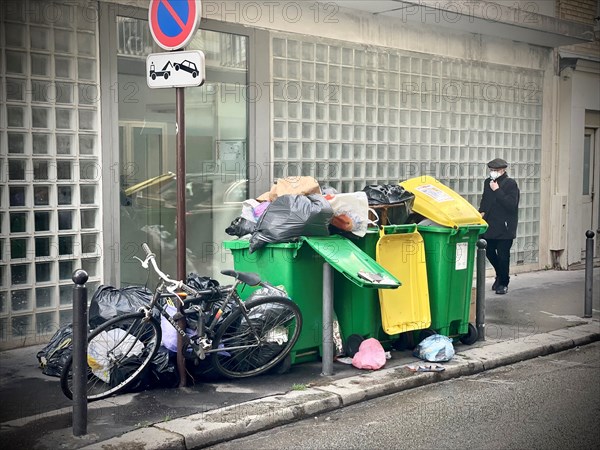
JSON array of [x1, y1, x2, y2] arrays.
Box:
[[142, 277, 265, 360]]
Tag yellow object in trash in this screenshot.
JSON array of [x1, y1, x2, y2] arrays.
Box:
[[400, 176, 486, 228], [87, 354, 102, 371], [376, 225, 431, 335]]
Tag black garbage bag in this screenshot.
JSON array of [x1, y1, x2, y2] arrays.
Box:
[[36, 323, 73, 377], [89, 285, 153, 329], [225, 216, 256, 237], [249, 194, 333, 253], [184, 273, 222, 330], [362, 184, 415, 225], [363, 184, 414, 205], [186, 273, 220, 291], [114, 347, 179, 392]]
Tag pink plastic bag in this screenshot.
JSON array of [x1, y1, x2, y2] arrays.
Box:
[[351, 338, 386, 370]]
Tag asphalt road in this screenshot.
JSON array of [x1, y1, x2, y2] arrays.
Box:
[[210, 341, 600, 450]]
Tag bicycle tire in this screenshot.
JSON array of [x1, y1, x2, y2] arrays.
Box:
[[211, 296, 302, 378], [60, 312, 161, 401]]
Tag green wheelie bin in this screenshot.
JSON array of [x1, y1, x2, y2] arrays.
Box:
[[333, 225, 432, 353], [417, 224, 487, 343], [223, 236, 400, 364], [400, 176, 488, 344]]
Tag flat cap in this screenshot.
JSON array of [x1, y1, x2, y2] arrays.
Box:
[[487, 158, 508, 169]]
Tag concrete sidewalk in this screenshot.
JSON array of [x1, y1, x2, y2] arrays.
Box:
[[1, 268, 598, 449]]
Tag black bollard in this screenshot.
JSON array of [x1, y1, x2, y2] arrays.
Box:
[[476, 239, 487, 341], [584, 231, 595, 318], [72, 269, 89, 436]]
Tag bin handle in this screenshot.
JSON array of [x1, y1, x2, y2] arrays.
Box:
[[379, 224, 418, 237]]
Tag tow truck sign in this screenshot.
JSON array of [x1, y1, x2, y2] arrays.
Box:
[[146, 50, 205, 88]]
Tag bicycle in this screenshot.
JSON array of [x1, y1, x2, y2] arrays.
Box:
[[60, 243, 302, 401]]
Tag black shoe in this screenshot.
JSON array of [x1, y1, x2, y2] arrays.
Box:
[[495, 285, 508, 295], [491, 278, 499, 291]]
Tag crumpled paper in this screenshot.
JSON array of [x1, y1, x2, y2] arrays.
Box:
[[406, 363, 446, 372]]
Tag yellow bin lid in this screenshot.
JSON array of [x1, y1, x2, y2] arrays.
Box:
[[376, 226, 431, 335], [400, 176, 487, 228]]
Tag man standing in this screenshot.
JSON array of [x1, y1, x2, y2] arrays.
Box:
[[479, 158, 520, 295]]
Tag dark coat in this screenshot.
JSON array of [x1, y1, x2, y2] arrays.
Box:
[[479, 173, 520, 240]]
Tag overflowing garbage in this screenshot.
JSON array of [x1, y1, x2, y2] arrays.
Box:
[[224, 175, 486, 369], [225, 176, 416, 248], [39, 175, 486, 389]]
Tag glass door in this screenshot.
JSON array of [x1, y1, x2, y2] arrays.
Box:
[[115, 16, 248, 285]]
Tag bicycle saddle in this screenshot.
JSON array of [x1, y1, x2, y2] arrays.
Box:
[[221, 270, 261, 286]]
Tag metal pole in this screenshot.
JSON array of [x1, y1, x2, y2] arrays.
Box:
[[584, 230, 595, 318], [175, 86, 187, 387], [476, 239, 487, 341], [321, 262, 334, 376], [176, 86, 186, 280], [71, 269, 89, 437]]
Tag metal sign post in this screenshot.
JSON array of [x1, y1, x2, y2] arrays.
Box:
[[175, 86, 187, 386], [175, 87, 186, 282], [148, 0, 202, 388]]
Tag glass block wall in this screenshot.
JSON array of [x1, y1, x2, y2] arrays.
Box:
[[1, 1, 102, 347], [271, 34, 542, 267]]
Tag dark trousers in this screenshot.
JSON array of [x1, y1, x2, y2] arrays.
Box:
[[485, 239, 513, 286]]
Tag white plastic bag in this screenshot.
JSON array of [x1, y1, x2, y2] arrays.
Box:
[[87, 328, 145, 383], [413, 335, 455, 362], [241, 199, 261, 222], [325, 192, 371, 237]]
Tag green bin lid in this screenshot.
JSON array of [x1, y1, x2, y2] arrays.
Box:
[[223, 237, 401, 289], [301, 236, 400, 289]]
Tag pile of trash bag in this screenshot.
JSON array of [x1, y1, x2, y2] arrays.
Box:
[[225, 177, 417, 251], [37, 284, 182, 388]]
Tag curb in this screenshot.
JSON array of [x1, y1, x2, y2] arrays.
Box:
[[83, 322, 599, 450]]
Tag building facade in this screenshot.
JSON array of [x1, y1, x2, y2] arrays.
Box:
[[1, 0, 598, 348]]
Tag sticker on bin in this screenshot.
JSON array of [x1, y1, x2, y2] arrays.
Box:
[[357, 270, 396, 285], [455, 242, 468, 270], [414, 184, 454, 203]]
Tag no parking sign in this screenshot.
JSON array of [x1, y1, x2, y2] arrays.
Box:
[[149, 0, 201, 51]]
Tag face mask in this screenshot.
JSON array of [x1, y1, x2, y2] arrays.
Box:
[[489, 171, 500, 180]]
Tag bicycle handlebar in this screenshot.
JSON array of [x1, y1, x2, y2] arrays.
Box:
[[138, 243, 197, 295], [138, 244, 261, 299]]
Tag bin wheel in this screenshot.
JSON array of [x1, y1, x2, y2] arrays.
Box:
[[345, 334, 364, 357], [417, 328, 437, 344], [459, 323, 478, 345], [271, 353, 292, 375], [392, 333, 413, 351]]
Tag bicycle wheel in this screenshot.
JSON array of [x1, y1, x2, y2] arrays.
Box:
[[60, 312, 161, 401], [211, 296, 302, 378]]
